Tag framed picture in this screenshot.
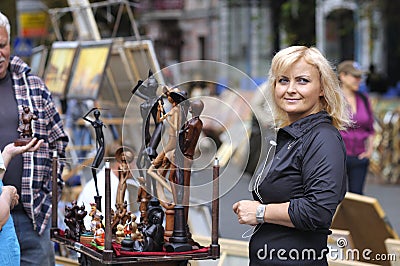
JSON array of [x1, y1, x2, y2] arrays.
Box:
[[124, 40, 165, 86], [44, 41, 78, 98], [30, 45, 48, 78], [67, 40, 112, 100], [98, 40, 135, 109]]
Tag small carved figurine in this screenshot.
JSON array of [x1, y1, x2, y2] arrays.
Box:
[[137, 176, 151, 224], [89, 203, 103, 234], [64, 200, 87, 242], [115, 147, 134, 207], [111, 201, 128, 230], [124, 213, 142, 241], [15, 106, 38, 146], [133, 198, 165, 252], [115, 224, 125, 244], [93, 222, 105, 247]]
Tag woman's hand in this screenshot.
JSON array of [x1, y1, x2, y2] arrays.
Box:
[[6, 138, 43, 155], [358, 150, 372, 160], [2, 185, 19, 209], [4, 137, 43, 155], [359, 135, 374, 159], [232, 200, 261, 226], [233, 201, 294, 228], [2, 138, 43, 167]]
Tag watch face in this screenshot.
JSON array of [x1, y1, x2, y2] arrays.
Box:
[[256, 205, 265, 223], [256, 207, 262, 216], [256, 205, 263, 217]]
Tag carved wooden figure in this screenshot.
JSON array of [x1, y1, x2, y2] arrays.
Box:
[[115, 224, 125, 244], [82, 108, 106, 210], [137, 177, 152, 224], [64, 200, 87, 242], [115, 147, 134, 207], [93, 222, 105, 247], [89, 203, 103, 234], [179, 99, 204, 220], [165, 100, 204, 252], [133, 198, 164, 252], [15, 105, 38, 146], [146, 88, 188, 230], [111, 201, 128, 230], [132, 70, 163, 199]]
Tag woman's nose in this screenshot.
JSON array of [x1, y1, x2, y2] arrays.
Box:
[[286, 82, 296, 93]]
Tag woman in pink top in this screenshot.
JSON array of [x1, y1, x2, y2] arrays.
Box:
[[338, 60, 375, 195]]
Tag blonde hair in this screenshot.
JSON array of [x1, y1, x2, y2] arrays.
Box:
[[267, 46, 352, 130]]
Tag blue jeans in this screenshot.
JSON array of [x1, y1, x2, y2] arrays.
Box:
[[346, 155, 369, 195], [11, 211, 55, 266]]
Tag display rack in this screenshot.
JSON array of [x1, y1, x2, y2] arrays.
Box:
[[50, 152, 220, 265]]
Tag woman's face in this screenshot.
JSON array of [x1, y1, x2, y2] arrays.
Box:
[[274, 58, 323, 124], [339, 72, 362, 92]]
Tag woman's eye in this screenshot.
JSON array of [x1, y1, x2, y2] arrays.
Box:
[[297, 78, 310, 84], [278, 78, 289, 84]]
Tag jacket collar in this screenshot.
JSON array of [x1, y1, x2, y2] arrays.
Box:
[[281, 111, 332, 138], [9, 55, 31, 75]]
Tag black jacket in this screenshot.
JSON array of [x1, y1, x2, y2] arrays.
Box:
[[250, 111, 347, 265]]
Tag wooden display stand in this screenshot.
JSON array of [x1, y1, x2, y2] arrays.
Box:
[[50, 153, 220, 265], [331, 192, 399, 266]]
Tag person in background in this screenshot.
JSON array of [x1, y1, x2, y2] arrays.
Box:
[[233, 46, 351, 265], [0, 138, 43, 265], [338, 60, 375, 195], [0, 12, 69, 266]]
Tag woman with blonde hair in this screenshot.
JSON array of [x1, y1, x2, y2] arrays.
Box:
[[234, 46, 351, 265]]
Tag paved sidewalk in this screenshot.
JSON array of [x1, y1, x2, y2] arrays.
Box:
[[364, 176, 400, 236]]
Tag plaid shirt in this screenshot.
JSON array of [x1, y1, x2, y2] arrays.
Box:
[[9, 56, 69, 235]]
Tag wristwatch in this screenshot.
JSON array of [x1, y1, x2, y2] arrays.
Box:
[[256, 204, 266, 224]]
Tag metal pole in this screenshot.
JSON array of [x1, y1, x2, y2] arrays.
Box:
[[52, 150, 58, 229], [103, 161, 113, 261], [211, 157, 220, 258]]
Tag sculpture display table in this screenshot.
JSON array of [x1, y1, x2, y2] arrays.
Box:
[[50, 153, 220, 265]]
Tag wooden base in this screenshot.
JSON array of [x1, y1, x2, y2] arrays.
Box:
[[51, 230, 215, 265], [14, 137, 32, 146]]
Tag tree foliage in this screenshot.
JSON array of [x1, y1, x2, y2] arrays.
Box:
[[280, 0, 316, 46]]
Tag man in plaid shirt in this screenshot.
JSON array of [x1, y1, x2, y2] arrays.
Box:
[[0, 12, 68, 265]]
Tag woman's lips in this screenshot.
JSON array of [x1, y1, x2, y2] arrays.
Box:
[[284, 98, 300, 103]]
